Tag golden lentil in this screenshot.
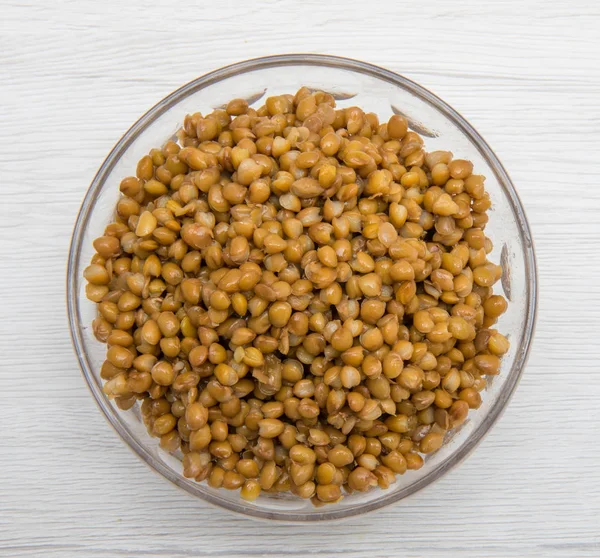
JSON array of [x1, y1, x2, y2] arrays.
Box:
[[86, 87, 508, 506]]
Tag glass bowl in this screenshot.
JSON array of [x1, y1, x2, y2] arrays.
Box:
[[68, 54, 537, 521]]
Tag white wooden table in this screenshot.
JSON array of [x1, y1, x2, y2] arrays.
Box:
[[1, 1, 599, 556]]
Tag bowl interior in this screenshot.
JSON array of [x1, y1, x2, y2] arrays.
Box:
[[68, 55, 536, 521]]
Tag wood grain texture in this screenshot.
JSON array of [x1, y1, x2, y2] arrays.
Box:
[[1, 0, 599, 556]]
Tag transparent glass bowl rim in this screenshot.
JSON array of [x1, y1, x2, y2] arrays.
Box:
[[67, 53, 538, 521]]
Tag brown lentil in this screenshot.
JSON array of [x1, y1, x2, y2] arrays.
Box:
[[85, 87, 508, 506]]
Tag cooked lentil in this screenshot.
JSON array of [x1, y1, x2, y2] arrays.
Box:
[[85, 88, 509, 506]]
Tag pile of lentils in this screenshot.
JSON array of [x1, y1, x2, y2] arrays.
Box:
[[84, 87, 509, 506]]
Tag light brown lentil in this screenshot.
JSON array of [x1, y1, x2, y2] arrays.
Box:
[[86, 86, 508, 506]]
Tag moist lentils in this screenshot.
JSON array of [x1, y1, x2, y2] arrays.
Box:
[[85, 88, 509, 506]]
